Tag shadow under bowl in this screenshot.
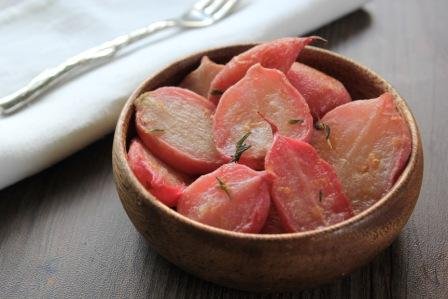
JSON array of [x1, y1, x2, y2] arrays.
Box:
[[112, 45, 423, 292]]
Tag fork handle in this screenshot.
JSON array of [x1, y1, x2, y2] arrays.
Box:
[[0, 19, 177, 115]]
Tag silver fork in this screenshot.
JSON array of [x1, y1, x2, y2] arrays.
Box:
[[0, 0, 239, 115]]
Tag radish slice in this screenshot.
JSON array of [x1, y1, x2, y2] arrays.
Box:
[[265, 135, 353, 232], [213, 64, 312, 170], [177, 163, 271, 233], [311, 93, 412, 214], [287, 62, 351, 119], [127, 138, 189, 207], [260, 205, 286, 234], [180, 56, 224, 98], [135, 87, 228, 175], [209, 37, 316, 103]]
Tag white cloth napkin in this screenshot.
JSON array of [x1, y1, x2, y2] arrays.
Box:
[[0, 0, 368, 190]]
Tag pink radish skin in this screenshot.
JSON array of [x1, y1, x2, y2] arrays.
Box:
[[311, 92, 412, 214], [177, 163, 271, 233], [287, 62, 351, 119], [127, 138, 189, 207], [209, 37, 316, 104], [260, 205, 286, 234]]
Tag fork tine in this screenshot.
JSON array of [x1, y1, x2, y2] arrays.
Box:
[[193, 0, 214, 10], [203, 0, 226, 15], [181, 0, 239, 28], [209, 0, 239, 20]]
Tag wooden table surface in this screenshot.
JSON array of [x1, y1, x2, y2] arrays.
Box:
[[1, 0, 447, 298]]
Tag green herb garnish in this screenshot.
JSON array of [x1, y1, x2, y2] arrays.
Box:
[[315, 121, 333, 149], [149, 128, 165, 133], [230, 132, 251, 163], [288, 118, 304, 125], [216, 177, 231, 199]]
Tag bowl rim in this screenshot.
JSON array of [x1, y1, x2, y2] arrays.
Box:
[[114, 44, 421, 241]]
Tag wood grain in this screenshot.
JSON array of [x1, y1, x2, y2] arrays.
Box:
[[1, 0, 447, 297]]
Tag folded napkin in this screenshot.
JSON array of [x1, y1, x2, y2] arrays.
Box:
[[0, 0, 368, 190]]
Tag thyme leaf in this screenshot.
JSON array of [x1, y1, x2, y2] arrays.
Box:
[[315, 121, 333, 149], [216, 177, 231, 199], [149, 128, 165, 133], [230, 132, 251, 163], [288, 118, 304, 125]]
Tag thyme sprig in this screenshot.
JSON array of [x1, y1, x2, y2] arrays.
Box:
[[149, 128, 165, 133], [315, 121, 333, 149], [216, 177, 231, 199], [288, 118, 304, 125], [230, 132, 251, 163]]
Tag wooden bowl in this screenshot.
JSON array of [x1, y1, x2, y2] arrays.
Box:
[[112, 45, 423, 292]]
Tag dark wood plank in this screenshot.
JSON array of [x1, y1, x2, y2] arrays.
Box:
[[1, 0, 447, 298]]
